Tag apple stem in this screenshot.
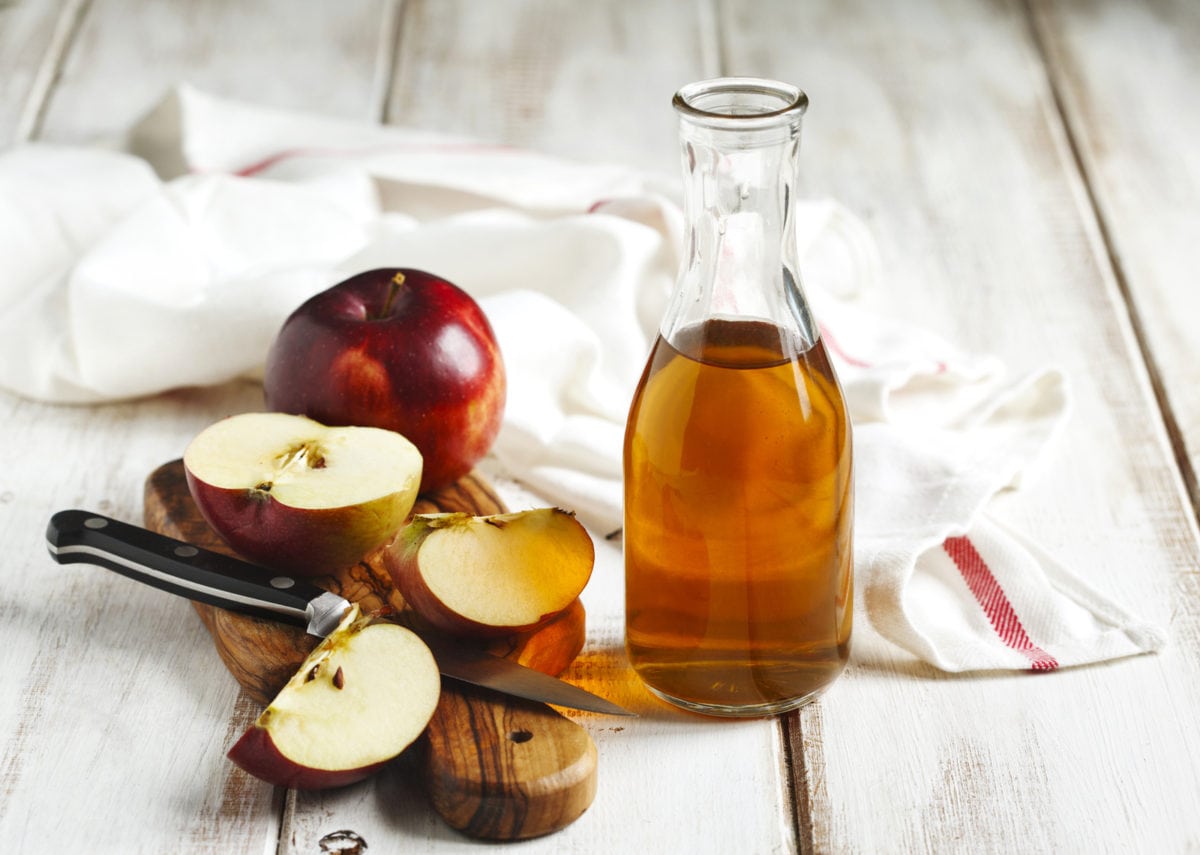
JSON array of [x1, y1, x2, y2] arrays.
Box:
[[380, 271, 406, 317]]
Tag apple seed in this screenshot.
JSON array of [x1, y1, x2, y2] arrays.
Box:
[[275, 440, 327, 471], [333, 666, 345, 690]]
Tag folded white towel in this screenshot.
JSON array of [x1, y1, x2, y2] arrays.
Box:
[[0, 86, 1164, 672]]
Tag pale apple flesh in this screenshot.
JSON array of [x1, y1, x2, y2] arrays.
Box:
[[183, 412, 422, 576], [385, 509, 595, 637], [227, 605, 440, 790]]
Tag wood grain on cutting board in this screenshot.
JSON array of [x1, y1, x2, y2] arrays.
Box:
[[144, 459, 595, 841]]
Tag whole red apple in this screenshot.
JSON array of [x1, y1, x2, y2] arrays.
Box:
[[264, 268, 506, 493]]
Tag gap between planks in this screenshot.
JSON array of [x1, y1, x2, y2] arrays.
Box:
[[269, 5, 406, 851], [15, 0, 90, 141], [699, 3, 820, 848], [699, 1, 819, 848], [371, 0, 406, 124], [782, 711, 821, 854], [1020, 0, 1200, 528]]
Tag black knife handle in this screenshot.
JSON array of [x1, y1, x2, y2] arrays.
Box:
[[45, 509, 349, 637]]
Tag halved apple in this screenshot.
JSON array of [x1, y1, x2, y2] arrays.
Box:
[[183, 412, 422, 576], [227, 605, 440, 789], [384, 509, 595, 637]]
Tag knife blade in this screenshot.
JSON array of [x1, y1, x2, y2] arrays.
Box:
[[45, 509, 633, 717]]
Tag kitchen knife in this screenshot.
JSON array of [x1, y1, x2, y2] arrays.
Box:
[[45, 509, 633, 717]]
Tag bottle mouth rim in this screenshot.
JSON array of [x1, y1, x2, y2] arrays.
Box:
[[673, 77, 808, 129]]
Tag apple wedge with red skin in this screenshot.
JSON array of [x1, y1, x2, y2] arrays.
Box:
[[385, 509, 595, 638], [227, 605, 440, 790], [263, 268, 506, 493], [183, 412, 422, 577]]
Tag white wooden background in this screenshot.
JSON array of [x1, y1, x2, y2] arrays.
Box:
[[2, 0, 1199, 852]]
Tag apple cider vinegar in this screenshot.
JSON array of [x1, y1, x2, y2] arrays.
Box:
[[624, 319, 852, 715], [624, 78, 853, 716]]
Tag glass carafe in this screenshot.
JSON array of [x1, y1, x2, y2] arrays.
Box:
[[623, 78, 853, 717]]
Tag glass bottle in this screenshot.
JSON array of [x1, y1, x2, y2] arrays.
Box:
[[623, 78, 853, 717]]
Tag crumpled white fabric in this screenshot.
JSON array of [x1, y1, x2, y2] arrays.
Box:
[[0, 85, 1164, 672]]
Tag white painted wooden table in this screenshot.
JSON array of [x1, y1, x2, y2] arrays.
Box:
[[2, 1, 1198, 852]]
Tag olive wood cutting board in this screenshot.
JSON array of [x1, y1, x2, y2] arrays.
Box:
[[144, 459, 597, 840]]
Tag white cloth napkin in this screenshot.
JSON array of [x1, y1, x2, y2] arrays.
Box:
[[0, 86, 1165, 672]]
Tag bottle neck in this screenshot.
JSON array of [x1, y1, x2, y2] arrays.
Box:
[[663, 79, 817, 359]]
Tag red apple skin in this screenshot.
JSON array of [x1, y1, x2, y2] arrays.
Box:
[[183, 472, 400, 577], [227, 724, 387, 790], [263, 268, 506, 493]]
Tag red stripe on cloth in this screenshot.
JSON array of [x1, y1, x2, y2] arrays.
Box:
[[943, 535, 1059, 671], [201, 141, 519, 178], [817, 322, 950, 375], [818, 322, 873, 368]]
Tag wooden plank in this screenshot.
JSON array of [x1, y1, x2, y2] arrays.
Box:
[[718, 0, 1200, 851], [0, 380, 289, 853], [387, 0, 716, 176], [34, 0, 397, 144], [1029, 0, 1200, 513], [0, 0, 81, 144], [1, 2, 399, 851]]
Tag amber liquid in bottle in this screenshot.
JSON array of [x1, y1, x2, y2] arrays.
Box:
[[623, 318, 853, 715]]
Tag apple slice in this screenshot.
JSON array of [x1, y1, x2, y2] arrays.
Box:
[[385, 509, 595, 637], [227, 604, 440, 790], [183, 412, 422, 576]]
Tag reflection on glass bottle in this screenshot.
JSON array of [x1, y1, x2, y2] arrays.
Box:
[[623, 78, 853, 717]]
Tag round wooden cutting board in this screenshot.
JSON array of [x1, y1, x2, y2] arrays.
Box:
[[143, 459, 597, 840]]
